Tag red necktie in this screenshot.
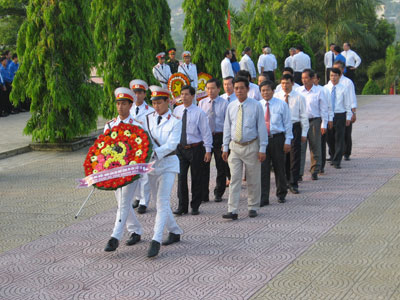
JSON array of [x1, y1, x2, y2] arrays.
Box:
[[265, 102, 270, 136]]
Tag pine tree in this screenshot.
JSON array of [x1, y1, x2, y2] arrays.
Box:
[[92, 0, 164, 118], [156, 0, 175, 53], [10, 0, 99, 143], [183, 0, 230, 79]]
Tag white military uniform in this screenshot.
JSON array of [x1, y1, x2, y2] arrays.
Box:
[[145, 109, 183, 243], [104, 114, 143, 241], [152, 63, 172, 89], [178, 63, 198, 90]]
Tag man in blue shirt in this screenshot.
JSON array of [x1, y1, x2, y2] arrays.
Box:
[[8, 54, 19, 81], [333, 46, 346, 75], [0, 56, 14, 116]]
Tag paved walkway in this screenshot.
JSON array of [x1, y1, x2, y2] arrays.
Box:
[[0, 96, 399, 299]]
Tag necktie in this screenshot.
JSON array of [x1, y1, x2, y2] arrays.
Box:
[[157, 115, 162, 125], [162, 64, 163, 70], [332, 52, 335, 66], [235, 104, 243, 142], [331, 85, 336, 113], [208, 100, 216, 133], [136, 106, 139, 115], [265, 102, 271, 136], [187, 64, 190, 70], [227, 96, 230, 102], [284, 94, 289, 104], [180, 109, 187, 145]]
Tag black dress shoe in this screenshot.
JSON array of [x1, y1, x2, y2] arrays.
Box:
[[298, 176, 303, 182], [163, 232, 180, 246], [344, 156, 350, 161], [104, 237, 119, 252], [278, 197, 286, 203], [125, 232, 141, 246], [312, 173, 318, 180], [191, 209, 199, 215], [214, 196, 222, 202], [202, 199, 209, 203], [288, 185, 299, 194], [320, 169, 325, 174], [222, 212, 238, 220], [260, 201, 269, 207], [248, 210, 257, 218], [137, 205, 147, 214], [333, 164, 342, 169], [173, 209, 188, 216], [147, 240, 161, 257], [132, 199, 140, 208]]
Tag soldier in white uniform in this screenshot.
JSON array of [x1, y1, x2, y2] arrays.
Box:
[[129, 79, 155, 214], [103, 87, 143, 252], [152, 52, 172, 89], [178, 51, 198, 105], [145, 85, 183, 257]]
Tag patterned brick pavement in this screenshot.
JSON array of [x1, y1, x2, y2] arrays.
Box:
[[0, 96, 399, 299]]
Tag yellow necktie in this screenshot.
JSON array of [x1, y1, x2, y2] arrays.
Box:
[[235, 104, 243, 141]]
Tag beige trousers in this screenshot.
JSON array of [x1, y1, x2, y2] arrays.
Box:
[[227, 139, 261, 214]]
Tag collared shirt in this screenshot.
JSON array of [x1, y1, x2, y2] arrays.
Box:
[[275, 82, 300, 94], [324, 51, 336, 68], [8, 61, 19, 81], [104, 114, 142, 133], [339, 75, 357, 108], [284, 56, 294, 68], [260, 97, 293, 145], [341, 49, 361, 68], [178, 63, 198, 89], [297, 85, 329, 128], [248, 82, 262, 101], [239, 54, 257, 78], [152, 63, 172, 89], [221, 57, 234, 79], [198, 96, 229, 133], [257, 54, 277, 74], [274, 90, 309, 137], [0, 65, 12, 83], [174, 104, 213, 152], [293, 51, 311, 72], [221, 92, 237, 103], [223, 98, 268, 152], [130, 101, 155, 123], [324, 81, 352, 121]]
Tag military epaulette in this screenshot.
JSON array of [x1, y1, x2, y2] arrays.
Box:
[[106, 118, 117, 125], [133, 118, 143, 125]]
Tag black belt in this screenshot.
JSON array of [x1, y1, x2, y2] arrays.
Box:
[[292, 121, 301, 126], [334, 112, 346, 115], [166, 150, 176, 157], [268, 132, 284, 138], [213, 132, 223, 136], [178, 142, 203, 149], [309, 117, 321, 122]]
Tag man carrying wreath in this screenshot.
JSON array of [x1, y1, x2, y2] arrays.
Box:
[[103, 87, 144, 252]]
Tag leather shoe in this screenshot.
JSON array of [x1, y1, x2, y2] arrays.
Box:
[[298, 176, 303, 182], [132, 199, 140, 208], [222, 212, 238, 220], [125, 232, 141, 246], [147, 240, 161, 257], [191, 209, 199, 215], [344, 155, 350, 161], [288, 185, 299, 194], [312, 173, 318, 180], [278, 197, 286, 203], [333, 164, 342, 169], [202, 199, 209, 203], [215, 196, 222, 202], [173, 209, 188, 216], [260, 200, 269, 207], [319, 169, 325, 174], [248, 210, 257, 218], [163, 232, 180, 246], [104, 237, 119, 252], [137, 205, 147, 214]]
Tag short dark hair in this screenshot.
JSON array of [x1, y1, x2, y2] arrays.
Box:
[[296, 45, 304, 51], [181, 85, 196, 95], [259, 80, 275, 91], [223, 76, 234, 82], [302, 68, 315, 78], [315, 73, 321, 80], [237, 70, 251, 81], [259, 72, 270, 80], [330, 43, 335, 46], [330, 68, 342, 76], [333, 60, 345, 69], [334, 45, 341, 53], [283, 67, 294, 75], [2, 50, 10, 56], [224, 49, 231, 57], [244, 46, 251, 53], [206, 78, 221, 88], [233, 76, 249, 88], [0, 57, 6, 63], [12, 54, 17, 60], [344, 42, 351, 48], [281, 74, 294, 83]]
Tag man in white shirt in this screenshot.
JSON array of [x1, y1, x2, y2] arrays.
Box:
[[284, 48, 296, 69], [298, 69, 329, 180], [274, 74, 309, 194], [152, 52, 172, 89], [324, 68, 352, 169], [221, 76, 237, 103], [259, 80, 292, 205], [275, 67, 300, 93], [237, 70, 261, 100], [293, 45, 311, 86], [239, 47, 257, 81], [257, 46, 276, 82], [324, 43, 336, 83], [178, 51, 198, 91], [221, 50, 234, 79], [342, 42, 361, 84]]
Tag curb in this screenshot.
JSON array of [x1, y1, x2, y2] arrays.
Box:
[[0, 146, 32, 160]]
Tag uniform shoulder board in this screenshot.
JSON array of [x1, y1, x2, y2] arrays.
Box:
[[145, 105, 149, 110], [106, 118, 116, 125], [134, 118, 143, 125]]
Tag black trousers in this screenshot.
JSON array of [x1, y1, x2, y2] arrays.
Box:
[[177, 144, 207, 212], [261, 133, 287, 203], [345, 68, 355, 83], [266, 71, 275, 82], [326, 68, 332, 83], [327, 113, 346, 167], [285, 122, 301, 188], [344, 122, 352, 157], [321, 132, 327, 172], [294, 72, 302, 86], [204, 132, 228, 199]]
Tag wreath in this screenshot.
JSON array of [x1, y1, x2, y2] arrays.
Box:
[[196, 72, 213, 102], [82, 123, 153, 190], [167, 72, 191, 106]]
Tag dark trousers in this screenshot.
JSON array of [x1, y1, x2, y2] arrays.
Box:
[[321, 132, 327, 172], [261, 133, 287, 203], [285, 122, 301, 188], [177, 144, 207, 212], [204, 132, 228, 199], [294, 72, 302, 86], [345, 68, 355, 83], [326, 68, 332, 83], [0, 84, 12, 114], [267, 71, 275, 82], [327, 113, 346, 167], [344, 122, 352, 157]]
